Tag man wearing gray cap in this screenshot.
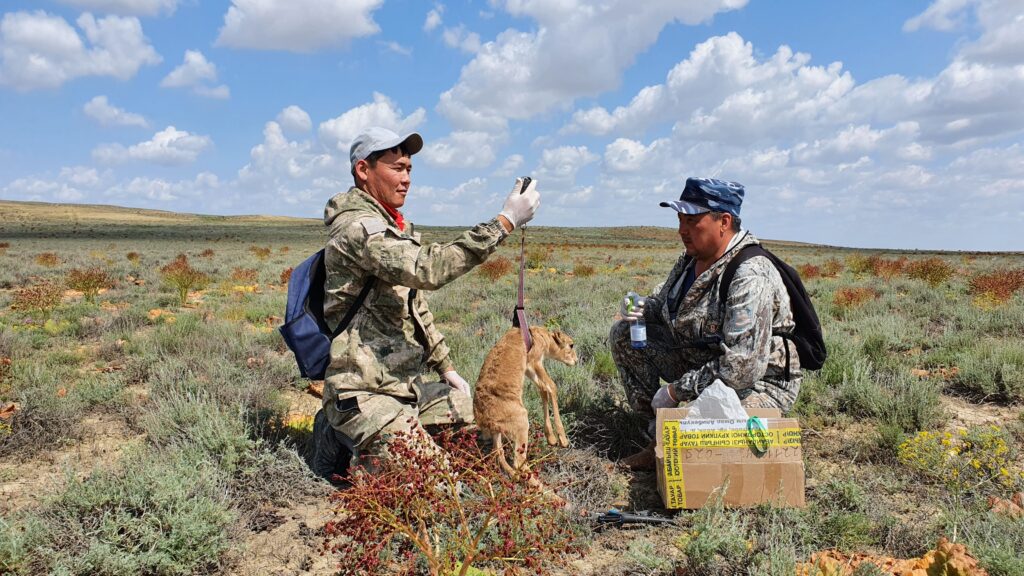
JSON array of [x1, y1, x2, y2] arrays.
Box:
[[610, 177, 801, 470], [311, 127, 540, 478]]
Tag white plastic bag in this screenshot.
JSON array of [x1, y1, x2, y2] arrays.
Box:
[[683, 379, 748, 420]]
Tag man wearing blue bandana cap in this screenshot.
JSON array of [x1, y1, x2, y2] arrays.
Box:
[[610, 177, 802, 470]]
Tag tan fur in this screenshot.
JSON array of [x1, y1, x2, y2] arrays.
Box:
[[473, 326, 577, 476]]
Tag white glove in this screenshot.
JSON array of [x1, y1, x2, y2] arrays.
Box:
[[651, 385, 679, 410], [498, 177, 540, 230], [443, 370, 471, 398], [619, 291, 645, 321]]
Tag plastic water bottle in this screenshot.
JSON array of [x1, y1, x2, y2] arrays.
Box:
[[627, 293, 647, 349]]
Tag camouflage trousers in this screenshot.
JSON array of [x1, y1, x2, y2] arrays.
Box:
[[609, 320, 800, 431], [315, 378, 474, 477]]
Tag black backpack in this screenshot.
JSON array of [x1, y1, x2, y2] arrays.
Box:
[[718, 244, 827, 378], [279, 249, 375, 380]]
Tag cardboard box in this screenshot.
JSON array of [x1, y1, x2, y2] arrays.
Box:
[[655, 407, 805, 509]]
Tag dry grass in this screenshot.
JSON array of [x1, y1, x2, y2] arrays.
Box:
[[478, 255, 513, 280], [833, 287, 879, 310], [969, 268, 1024, 303]]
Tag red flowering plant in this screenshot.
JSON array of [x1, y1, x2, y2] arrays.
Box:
[[323, 426, 586, 576]]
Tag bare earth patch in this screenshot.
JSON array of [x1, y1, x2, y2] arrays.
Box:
[[0, 414, 142, 515], [225, 494, 339, 576], [941, 395, 1020, 429]]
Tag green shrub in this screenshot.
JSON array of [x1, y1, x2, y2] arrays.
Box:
[[590, 349, 617, 382], [953, 338, 1024, 402], [1, 449, 234, 575], [525, 248, 550, 269], [143, 393, 253, 473], [807, 480, 875, 552], [846, 254, 873, 275], [956, 508, 1024, 576], [906, 257, 955, 287], [836, 361, 942, 432], [681, 492, 751, 575], [573, 262, 596, 277], [66, 267, 114, 304], [159, 255, 208, 305]]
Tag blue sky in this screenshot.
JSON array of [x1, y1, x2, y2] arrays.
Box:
[[1, 0, 1021, 251]]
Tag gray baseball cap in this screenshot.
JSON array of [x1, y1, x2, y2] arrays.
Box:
[[349, 127, 423, 169]]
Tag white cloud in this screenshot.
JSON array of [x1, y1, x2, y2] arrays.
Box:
[[276, 105, 312, 134], [414, 177, 511, 225], [381, 40, 412, 56], [960, 0, 1024, 65], [534, 145, 598, 184], [420, 131, 498, 168], [424, 6, 443, 32], [93, 126, 212, 165], [493, 154, 523, 177], [949, 143, 1024, 177], [903, 0, 974, 31], [240, 121, 335, 181], [2, 165, 114, 203], [0, 11, 161, 91], [216, 0, 384, 53], [603, 137, 670, 172], [552, 185, 594, 206], [318, 92, 426, 153], [194, 84, 230, 99], [106, 173, 220, 202], [83, 95, 148, 127], [160, 50, 229, 99], [54, 0, 180, 17], [442, 25, 480, 53], [567, 33, 855, 144], [236, 120, 346, 207], [437, 0, 747, 130], [568, 27, 1024, 149]]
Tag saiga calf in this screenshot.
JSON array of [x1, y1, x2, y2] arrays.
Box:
[[474, 326, 577, 476]]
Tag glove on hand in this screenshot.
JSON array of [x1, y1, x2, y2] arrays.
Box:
[[443, 370, 471, 398], [619, 291, 645, 321], [651, 385, 679, 410], [498, 177, 540, 230]]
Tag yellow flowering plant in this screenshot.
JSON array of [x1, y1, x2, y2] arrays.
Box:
[[898, 425, 1022, 495]]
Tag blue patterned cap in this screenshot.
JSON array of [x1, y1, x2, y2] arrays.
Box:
[[660, 177, 744, 217]]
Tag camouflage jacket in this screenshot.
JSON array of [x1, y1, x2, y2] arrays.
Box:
[[646, 231, 801, 400], [322, 187, 508, 402]]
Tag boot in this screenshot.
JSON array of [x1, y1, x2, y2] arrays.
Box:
[[311, 409, 352, 482], [620, 440, 656, 471]]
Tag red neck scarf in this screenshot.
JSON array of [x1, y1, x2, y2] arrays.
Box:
[[371, 197, 405, 231]]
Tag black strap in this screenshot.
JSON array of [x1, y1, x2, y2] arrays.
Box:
[[718, 244, 766, 303], [510, 230, 533, 351], [719, 244, 792, 381], [330, 277, 376, 340]]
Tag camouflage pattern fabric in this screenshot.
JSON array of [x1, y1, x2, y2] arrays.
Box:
[[320, 186, 506, 457], [609, 231, 801, 427]]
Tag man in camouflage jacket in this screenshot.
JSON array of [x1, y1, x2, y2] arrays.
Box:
[[610, 178, 801, 469], [311, 127, 540, 478]]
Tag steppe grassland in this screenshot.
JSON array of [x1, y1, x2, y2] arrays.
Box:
[[0, 202, 1021, 575]]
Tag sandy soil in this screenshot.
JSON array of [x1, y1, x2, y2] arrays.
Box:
[[224, 495, 340, 576], [0, 414, 143, 516], [941, 395, 1020, 429]]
